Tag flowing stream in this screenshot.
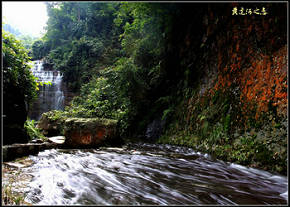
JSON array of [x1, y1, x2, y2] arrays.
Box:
[[3, 143, 287, 205], [28, 60, 65, 120]]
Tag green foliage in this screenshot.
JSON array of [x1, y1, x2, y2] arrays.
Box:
[[64, 60, 138, 134], [158, 127, 286, 174], [2, 23, 40, 55], [37, 2, 121, 91], [31, 40, 47, 60], [47, 110, 69, 121], [230, 135, 283, 168], [116, 3, 167, 68], [2, 30, 38, 104], [33, 2, 177, 137], [2, 184, 26, 205], [18, 35, 38, 50], [223, 113, 231, 133], [24, 119, 47, 141], [59, 36, 106, 90], [162, 107, 174, 121], [207, 122, 225, 145], [71, 76, 127, 118]]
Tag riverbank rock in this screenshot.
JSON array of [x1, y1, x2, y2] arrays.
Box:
[[36, 111, 64, 137], [30, 139, 44, 143], [37, 111, 120, 148], [63, 118, 118, 148], [2, 142, 57, 162], [48, 136, 65, 144]]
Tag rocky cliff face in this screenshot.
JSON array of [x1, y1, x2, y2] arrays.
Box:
[[182, 3, 287, 133], [158, 3, 287, 174]]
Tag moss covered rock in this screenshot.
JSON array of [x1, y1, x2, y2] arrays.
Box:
[[37, 111, 120, 148], [36, 111, 65, 137], [63, 117, 118, 147]]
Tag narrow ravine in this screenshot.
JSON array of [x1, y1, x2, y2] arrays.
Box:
[[2, 3, 287, 206]]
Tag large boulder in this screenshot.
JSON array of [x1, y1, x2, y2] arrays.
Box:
[[36, 111, 65, 137], [63, 118, 118, 148], [37, 111, 121, 148]]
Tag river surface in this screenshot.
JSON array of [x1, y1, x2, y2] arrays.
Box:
[[2, 143, 288, 205]]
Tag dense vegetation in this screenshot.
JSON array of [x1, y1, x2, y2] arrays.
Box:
[[4, 2, 287, 174], [31, 2, 176, 136], [2, 31, 38, 144]]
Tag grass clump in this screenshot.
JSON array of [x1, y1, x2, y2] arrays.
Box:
[[24, 119, 47, 141], [1, 184, 30, 205]]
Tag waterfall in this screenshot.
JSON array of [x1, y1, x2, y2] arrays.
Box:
[[28, 60, 65, 120]]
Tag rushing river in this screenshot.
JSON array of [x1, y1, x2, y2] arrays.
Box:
[[3, 143, 288, 205]]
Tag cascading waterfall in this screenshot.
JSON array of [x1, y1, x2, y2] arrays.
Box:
[[28, 60, 65, 120]]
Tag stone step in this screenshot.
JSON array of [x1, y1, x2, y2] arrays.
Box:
[[2, 141, 63, 162]]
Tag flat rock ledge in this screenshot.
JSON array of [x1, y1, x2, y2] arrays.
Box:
[[2, 138, 64, 162]]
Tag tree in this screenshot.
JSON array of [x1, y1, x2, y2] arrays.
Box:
[[31, 40, 45, 60], [3, 31, 38, 144]]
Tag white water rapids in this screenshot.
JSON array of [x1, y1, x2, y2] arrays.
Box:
[[3, 143, 287, 205]]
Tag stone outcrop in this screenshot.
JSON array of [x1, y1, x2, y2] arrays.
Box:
[[37, 111, 120, 148], [3, 136, 66, 162], [2, 142, 60, 162], [63, 118, 118, 147], [36, 111, 64, 137]]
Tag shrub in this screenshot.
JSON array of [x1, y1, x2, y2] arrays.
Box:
[[24, 119, 47, 141]]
